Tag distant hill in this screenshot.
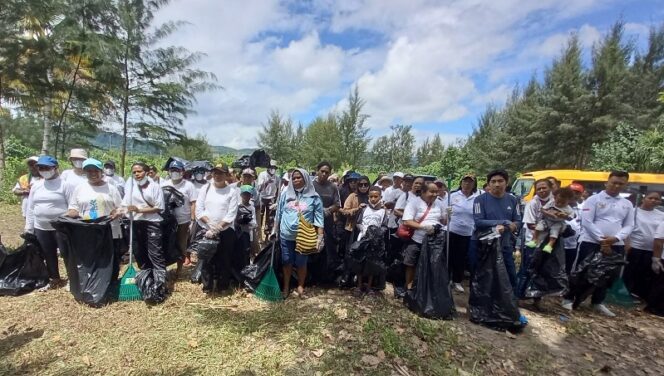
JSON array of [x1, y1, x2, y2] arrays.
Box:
[[92, 131, 255, 157]]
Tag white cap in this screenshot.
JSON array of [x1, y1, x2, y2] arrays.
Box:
[[378, 175, 393, 183], [26, 156, 39, 163], [270, 159, 278, 167], [282, 172, 290, 182], [69, 148, 88, 159], [242, 168, 255, 176], [393, 172, 405, 179]]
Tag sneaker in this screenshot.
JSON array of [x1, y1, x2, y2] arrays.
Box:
[[453, 283, 465, 293], [593, 304, 616, 317], [543, 244, 553, 253], [525, 240, 537, 248], [519, 314, 529, 325], [561, 299, 573, 310]]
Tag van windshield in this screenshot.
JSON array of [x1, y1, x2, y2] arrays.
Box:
[[511, 178, 534, 198]]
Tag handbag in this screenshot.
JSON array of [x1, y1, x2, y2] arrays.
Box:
[[396, 204, 432, 240], [295, 210, 319, 255]]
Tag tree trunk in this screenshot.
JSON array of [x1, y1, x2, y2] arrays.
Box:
[[42, 100, 51, 155], [120, 50, 130, 176], [0, 77, 6, 182], [56, 53, 83, 159]]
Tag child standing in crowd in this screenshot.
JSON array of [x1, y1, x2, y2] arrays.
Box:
[[235, 185, 257, 270], [353, 186, 388, 296], [526, 187, 576, 253]]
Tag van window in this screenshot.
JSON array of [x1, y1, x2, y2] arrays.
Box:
[[512, 178, 534, 198]]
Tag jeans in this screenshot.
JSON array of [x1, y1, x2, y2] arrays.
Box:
[[280, 238, 308, 267], [515, 245, 536, 298]]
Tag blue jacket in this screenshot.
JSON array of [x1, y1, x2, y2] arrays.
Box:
[[473, 192, 522, 246], [276, 192, 324, 241]]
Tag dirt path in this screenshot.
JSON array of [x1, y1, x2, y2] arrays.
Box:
[[1, 202, 663, 375]]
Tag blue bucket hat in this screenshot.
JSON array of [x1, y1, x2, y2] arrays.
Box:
[[37, 155, 58, 167]]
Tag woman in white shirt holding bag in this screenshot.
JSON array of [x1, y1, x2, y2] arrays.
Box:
[[123, 162, 165, 272]]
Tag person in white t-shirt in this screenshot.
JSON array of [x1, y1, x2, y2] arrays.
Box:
[[12, 156, 41, 217], [624, 191, 664, 299], [103, 160, 126, 197], [24, 155, 74, 289], [195, 162, 239, 292], [402, 181, 444, 289], [60, 148, 89, 187], [123, 162, 165, 272], [161, 160, 197, 267]]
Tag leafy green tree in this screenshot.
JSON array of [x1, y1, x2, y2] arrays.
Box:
[[371, 125, 415, 171], [170, 133, 213, 162], [301, 114, 342, 170], [337, 86, 370, 168], [257, 110, 295, 165]]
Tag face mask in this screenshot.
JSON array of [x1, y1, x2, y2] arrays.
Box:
[[195, 173, 204, 181], [40, 170, 55, 180], [72, 160, 83, 169], [268, 168, 276, 175], [136, 177, 148, 186], [104, 168, 114, 176], [170, 171, 182, 180]]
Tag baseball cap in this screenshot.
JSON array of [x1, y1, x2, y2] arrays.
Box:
[[393, 172, 405, 179], [346, 172, 361, 181], [82, 158, 103, 170], [378, 175, 393, 183], [242, 168, 255, 176], [169, 160, 185, 170], [269, 159, 278, 167], [569, 182, 584, 193], [26, 156, 39, 164], [69, 148, 88, 159], [240, 185, 254, 195], [282, 172, 290, 182], [211, 162, 230, 173], [461, 174, 476, 181], [36, 155, 58, 167], [403, 174, 415, 181], [104, 160, 116, 169], [434, 179, 445, 188]]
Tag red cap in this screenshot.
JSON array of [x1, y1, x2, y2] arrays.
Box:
[[569, 182, 584, 193]]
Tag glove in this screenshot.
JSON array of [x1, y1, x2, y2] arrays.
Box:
[[652, 257, 663, 274], [269, 203, 277, 211], [204, 229, 217, 239], [317, 234, 325, 251], [446, 207, 453, 216], [422, 225, 435, 235]]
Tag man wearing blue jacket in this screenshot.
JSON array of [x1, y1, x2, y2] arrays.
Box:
[[473, 169, 522, 288]]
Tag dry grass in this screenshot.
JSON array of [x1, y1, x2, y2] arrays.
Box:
[[2, 203, 664, 375]]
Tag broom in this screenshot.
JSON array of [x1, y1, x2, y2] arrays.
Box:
[[119, 178, 142, 301], [255, 240, 283, 302]]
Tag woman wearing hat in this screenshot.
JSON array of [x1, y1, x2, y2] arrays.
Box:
[[161, 160, 197, 267], [443, 174, 479, 292], [195, 163, 239, 292], [273, 168, 324, 299], [61, 148, 89, 187], [123, 162, 165, 274], [24, 156, 75, 290]]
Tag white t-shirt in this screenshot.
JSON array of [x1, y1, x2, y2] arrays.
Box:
[[579, 191, 635, 245], [161, 179, 197, 225], [69, 183, 122, 220], [445, 190, 480, 237], [357, 206, 386, 241], [25, 177, 75, 231], [13, 175, 41, 216], [196, 183, 239, 230], [629, 208, 664, 251], [122, 179, 164, 222], [106, 174, 125, 187], [61, 169, 89, 187], [383, 186, 404, 228], [402, 197, 443, 244], [563, 206, 582, 250], [653, 221, 664, 259], [192, 180, 207, 199], [522, 195, 552, 242]]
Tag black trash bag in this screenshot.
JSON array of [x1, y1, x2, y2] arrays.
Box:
[[136, 268, 168, 304], [186, 160, 213, 172], [523, 236, 568, 299], [404, 229, 455, 320], [469, 231, 522, 331], [249, 149, 272, 168], [241, 241, 282, 292], [161, 186, 185, 265], [0, 234, 49, 296], [567, 250, 626, 308], [189, 229, 219, 284], [348, 226, 387, 276], [645, 271, 664, 316], [51, 216, 115, 307]]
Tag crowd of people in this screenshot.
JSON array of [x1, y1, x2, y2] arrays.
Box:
[[5, 149, 664, 327]]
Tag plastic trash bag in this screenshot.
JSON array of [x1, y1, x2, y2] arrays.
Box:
[[404, 229, 455, 320], [469, 230, 522, 331], [52, 216, 115, 307], [136, 268, 168, 304], [241, 241, 281, 292], [348, 226, 387, 276], [189, 229, 219, 284], [161, 186, 185, 266], [0, 234, 49, 296], [523, 236, 568, 299], [567, 250, 626, 308]]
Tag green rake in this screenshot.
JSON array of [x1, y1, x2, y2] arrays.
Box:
[[119, 180, 142, 302], [255, 241, 283, 302]]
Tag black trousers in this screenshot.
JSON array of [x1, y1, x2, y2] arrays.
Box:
[[133, 221, 165, 271], [205, 228, 235, 291], [448, 232, 470, 284], [624, 248, 656, 299], [34, 229, 66, 280]]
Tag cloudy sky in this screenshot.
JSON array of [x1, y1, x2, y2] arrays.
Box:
[[153, 0, 662, 149]]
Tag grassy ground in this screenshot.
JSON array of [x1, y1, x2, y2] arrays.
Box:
[[1, 202, 664, 375]]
